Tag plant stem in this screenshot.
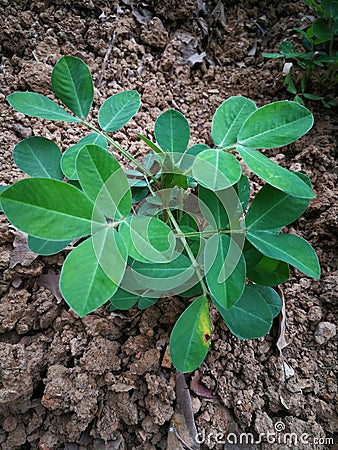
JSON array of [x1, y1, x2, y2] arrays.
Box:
[[167, 208, 209, 297]]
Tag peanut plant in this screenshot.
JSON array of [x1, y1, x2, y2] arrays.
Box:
[[0, 56, 320, 372]]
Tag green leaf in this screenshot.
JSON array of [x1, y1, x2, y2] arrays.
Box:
[[312, 20, 333, 41], [28, 235, 71, 256], [98, 90, 141, 132], [7, 92, 80, 122], [137, 133, 164, 154], [216, 284, 276, 339], [154, 109, 190, 153], [119, 216, 176, 263], [51, 56, 94, 118], [192, 149, 241, 191], [262, 52, 285, 59], [129, 253, 197, 293], [13, 136, 63, 180], [245, 183, 310, 230], [61, 132, 108, 180], [91, 227, 128, 285], [205, 234, 246, 308], [0, 186, 8, 212], [212, 96, 257, 148], [235, 174, 250, 212], [247, 248, 290, 286], [179, 144, 210, 172], [321, 0, 338, 19], [138, 297, 158, 310], [0, 178, 105, 240], [170, 295, 211, 372], [76, 144, 132, 219], [236, 146, 315, 198], [198, 186, 230, 229], [109, 288, 139, 310], [238, 101, 314, 148], [246, 230, 320, 278], [60, 228, 126, 317]]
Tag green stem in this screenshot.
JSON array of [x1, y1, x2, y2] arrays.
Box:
[[174, 229, 245, 238], [167, 208, 208, 297]]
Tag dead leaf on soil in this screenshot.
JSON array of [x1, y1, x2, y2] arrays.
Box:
[[38, 270, 62, 304], [190, 371, 216, 399], [9, 228, 38, 268], [167, 372, 200, 450], [277, 287, 294, 381]]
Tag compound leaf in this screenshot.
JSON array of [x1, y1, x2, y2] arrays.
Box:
[[238, 101, 314, 148], [0, 178, 105, 240], [246, 230, 320, 278], [76, 144, 132, 220], [170, 295, 211, 372], [154, 109, 190, 153], [192, 149, 241, 191], [212, 96, 257, 147], [98, 90, 141, 132], [236, 146, 315, 198], [52, 55, 93, 118], [7, 92, 80, 122], [13, 136, 63, 180]]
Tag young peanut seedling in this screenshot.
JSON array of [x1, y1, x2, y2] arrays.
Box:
[[0, 56, 320, 372]]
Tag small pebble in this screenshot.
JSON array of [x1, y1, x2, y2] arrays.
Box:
[[314, 322, 336, 344]]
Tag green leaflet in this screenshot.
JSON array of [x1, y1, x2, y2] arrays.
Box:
[[91, 227, 128, 285], [109, 288, 140, 310], [235, 174, 250, 212], [137, 133, 164, 155], [98, 90, 141, 132], [245, 183, 310, 230], [76, 144, 132, 220], [212, 96, 257, 147], [170, 295, 211, 372], [13, 136, 63, 180], [216, 284, 280, 339], [154, 109, 190, 153], [61, 132, 108, 180], [7, 92, 80, 122], [247, 254, 290, 286], [198, 186, 230, 229], [0, 178, 105, 240], [119, 216, 176, 263], [28, 235, 71, 256], [0, 186, 8, 212], [238, 101, 314, 148], [236, 145, 315, 198], [51, 56, 94, 118], [204, 234, 246, 308], [129, 253, 197, 293], [60, 228, 127, 317], [246, 230, 320, 278], [192, 149, 241, 191]]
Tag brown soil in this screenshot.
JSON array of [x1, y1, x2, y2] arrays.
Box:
[[0, 1, 337, 449]]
